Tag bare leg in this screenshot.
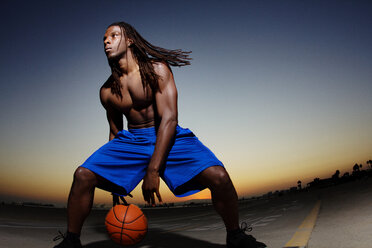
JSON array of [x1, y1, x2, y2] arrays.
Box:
[[195, 166, 239, 231], [66, 167, 127, 234], [67, 167, 97, 234]]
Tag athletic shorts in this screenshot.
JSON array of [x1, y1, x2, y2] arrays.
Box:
[[80, 125, 224, 197]]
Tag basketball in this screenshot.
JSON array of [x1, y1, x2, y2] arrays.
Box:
[[105, 204, 148, 245]]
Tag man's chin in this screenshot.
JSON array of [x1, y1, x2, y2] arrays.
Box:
[[106, 51, 125, 62], [107, 53, 118, 61]]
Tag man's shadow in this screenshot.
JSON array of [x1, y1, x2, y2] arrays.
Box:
[[84, 228, 225, 248]]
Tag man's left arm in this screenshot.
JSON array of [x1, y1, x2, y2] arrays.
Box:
[[142, 63, 178, 206]]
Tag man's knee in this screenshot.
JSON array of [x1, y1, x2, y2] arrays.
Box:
[[73, 167, 97, 186], [204, 166, 232, 190]]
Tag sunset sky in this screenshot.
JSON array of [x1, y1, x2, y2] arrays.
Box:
[[0, 0, 371, 206]]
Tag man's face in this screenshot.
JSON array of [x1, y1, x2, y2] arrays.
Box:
[[103, 25, 129, 60]]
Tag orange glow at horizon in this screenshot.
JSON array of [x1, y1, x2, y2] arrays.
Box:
[[1, 154, 368, 207]]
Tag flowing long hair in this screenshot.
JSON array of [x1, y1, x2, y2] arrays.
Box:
[[104, 21, 192, 98]]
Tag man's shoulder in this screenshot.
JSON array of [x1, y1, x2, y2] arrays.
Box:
[[101, 75, 114, 90], [152, 61, 174, 90], [100, 76, 114, 108], [152, 61, 172, 78]]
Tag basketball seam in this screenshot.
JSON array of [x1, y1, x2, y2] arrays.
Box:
[[121, 231, 136, 244], [105, 220, 123, 229], [121, 204, 130, 244], [113, 205, 130, 244], [122, 227, 148, 231], [106, 220, 147, 231], [124, 213, 145, 224], [106, 219, 148, 231], [112, 207, 121, 243], [112, 206, 122, 223], [109, 231, 136, 243]]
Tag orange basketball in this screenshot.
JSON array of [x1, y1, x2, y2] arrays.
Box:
[[105, 204, 148, 245]]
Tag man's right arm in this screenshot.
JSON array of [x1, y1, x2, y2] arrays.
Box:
[[100, 87, 123, 141]]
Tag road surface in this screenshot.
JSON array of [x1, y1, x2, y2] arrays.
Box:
[[1, 178, 371, 248]]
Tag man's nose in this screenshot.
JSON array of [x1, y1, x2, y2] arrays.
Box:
[[104, 38, 111, 45]]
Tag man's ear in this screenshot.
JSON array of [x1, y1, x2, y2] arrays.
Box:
[[127, 38, 134, 47]]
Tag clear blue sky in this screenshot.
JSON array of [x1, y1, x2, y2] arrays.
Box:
[[1, 0, 371, 205]]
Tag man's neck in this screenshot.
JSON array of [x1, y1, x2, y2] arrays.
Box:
[[116, 50, 139, 75]]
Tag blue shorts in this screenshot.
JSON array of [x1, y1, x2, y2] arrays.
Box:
[[80, 125, 224, 197]]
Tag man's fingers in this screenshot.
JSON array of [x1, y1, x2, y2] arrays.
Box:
[[142, 188, 149, 204], [156, 190, 162, 203], [144, 190, 161, 206], [150, 192, 156, 206]]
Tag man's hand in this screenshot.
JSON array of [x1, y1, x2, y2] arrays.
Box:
[[142, 170, 162, 206]]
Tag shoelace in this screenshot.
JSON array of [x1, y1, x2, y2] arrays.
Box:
[[241, 221, 253, 233], [53, 231, 65, 241]]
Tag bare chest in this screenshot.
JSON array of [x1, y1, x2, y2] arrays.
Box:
[[111, 76, 154, 113]]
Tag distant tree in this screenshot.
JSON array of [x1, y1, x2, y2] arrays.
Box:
[[353, 163, 360, 172], [367, 160, 372, 168], [332, 170, 340, 182], [297, 180, 302, 190]]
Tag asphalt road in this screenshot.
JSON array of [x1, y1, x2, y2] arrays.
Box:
[[1, 178, 371, 248]]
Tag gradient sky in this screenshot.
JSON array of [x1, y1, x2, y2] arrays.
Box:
[[1, 0, 371, 206]]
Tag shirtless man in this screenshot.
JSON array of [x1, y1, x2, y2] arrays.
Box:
[[53, 22, 266, 248]]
